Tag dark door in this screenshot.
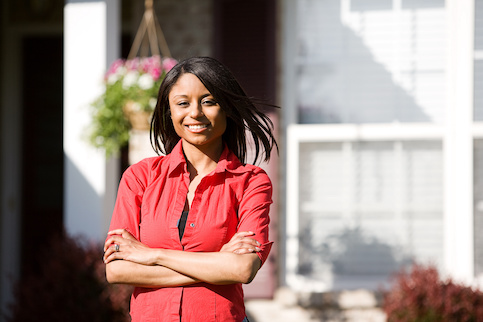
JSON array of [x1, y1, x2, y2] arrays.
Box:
[[21, 36, 64, 276]]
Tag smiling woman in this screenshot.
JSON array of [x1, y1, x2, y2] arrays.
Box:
[[168, 73, 227, 157], [104, 57, 278, 322]]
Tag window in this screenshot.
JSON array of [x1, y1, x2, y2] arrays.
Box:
[[284, 0, 449, 291], [295, 0, 446, 124]]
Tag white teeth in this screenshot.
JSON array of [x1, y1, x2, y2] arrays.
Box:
[[188, 124, 208, 130]]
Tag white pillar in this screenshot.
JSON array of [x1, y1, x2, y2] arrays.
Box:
[[444, 0, 475, 283], [64, 0, 120, 241]]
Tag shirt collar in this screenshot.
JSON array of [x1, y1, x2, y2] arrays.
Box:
[[166, 140, 248, 176], [166, 140, 187, 175]]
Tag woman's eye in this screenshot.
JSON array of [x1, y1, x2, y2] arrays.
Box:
[[177, 101, 188, 107], [202, 100, 217, 106]]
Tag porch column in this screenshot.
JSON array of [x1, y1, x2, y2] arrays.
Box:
[[444, 0, 475, 283], [64, 0, 120, 241]]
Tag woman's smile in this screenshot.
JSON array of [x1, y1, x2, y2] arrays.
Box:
[[186, 123, 209, 132]]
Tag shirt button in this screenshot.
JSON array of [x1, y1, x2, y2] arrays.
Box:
[[190, 223, 195, 228]]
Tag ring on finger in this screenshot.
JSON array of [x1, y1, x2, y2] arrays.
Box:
[[115, 244, 120, 252]]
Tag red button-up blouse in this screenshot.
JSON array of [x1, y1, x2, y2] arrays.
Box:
[[108, 140, 273, 322]]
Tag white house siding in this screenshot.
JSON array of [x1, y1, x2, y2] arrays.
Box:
[[283, 0, 480, 291]]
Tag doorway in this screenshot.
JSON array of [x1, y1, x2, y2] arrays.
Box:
[[21, 36, 64, 275]]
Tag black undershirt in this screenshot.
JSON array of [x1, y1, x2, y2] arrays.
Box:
[[178, 210, 189, 240]]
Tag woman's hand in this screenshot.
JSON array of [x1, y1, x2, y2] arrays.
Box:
[[220, 231, 261, 255], [104, 229, 159, 265]]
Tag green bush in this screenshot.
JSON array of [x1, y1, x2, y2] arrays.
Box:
[[383, 263, 483, 322], [6, 231, 132, 322]]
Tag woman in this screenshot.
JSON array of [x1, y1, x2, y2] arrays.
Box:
[[103, 57, 277, 321]]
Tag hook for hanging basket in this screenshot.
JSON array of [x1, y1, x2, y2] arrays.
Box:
[[127, 0, 171, 59]]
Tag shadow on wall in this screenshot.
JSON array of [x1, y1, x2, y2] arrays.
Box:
[[298, 225, 413, 290], [297, 0, 445, 124], [64, 153, 108, 241]]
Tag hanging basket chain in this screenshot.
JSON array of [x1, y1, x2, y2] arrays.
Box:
[[127, 0, 171, 60]]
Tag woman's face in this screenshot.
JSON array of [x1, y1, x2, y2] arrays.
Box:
[[168, 73, 226, 151]]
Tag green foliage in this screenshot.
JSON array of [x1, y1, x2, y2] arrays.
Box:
[[89, 80, 132, 157]]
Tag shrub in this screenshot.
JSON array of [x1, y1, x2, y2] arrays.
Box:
[[383, 263, 483, 322], [5, 231, 132, 322]]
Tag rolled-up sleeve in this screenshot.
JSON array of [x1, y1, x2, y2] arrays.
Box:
[[108, 161, 150, 240], [237, 169, 273, 266]]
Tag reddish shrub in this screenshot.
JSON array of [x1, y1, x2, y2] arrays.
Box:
[[6, 231, 132, 322], [383, 263, 483, 322]]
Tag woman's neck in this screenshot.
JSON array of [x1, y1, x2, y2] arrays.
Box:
[[181, 139, 223, 180]]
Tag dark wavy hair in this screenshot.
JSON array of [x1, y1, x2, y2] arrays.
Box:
[[150, 56, 278, 164]]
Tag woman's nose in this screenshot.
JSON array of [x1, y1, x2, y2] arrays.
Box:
[[189, 103, 204, 118]]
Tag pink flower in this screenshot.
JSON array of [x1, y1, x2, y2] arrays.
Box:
[[140, 56, 159, 74], [150, 67, 161, 80], [162, 58, 178, 72], [105, 59, 125, 78], [103, 55, 176, 83], [125, 58, 140, 71]]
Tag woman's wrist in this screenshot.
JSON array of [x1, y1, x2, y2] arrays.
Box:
[[153, 248, 165, 266]]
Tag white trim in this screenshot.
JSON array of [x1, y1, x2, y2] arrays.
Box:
[[285, 125, 301, 288], [287, 123, 444, 142], [444, 0, 475, 284], [475, 50, 483, 60], [281, 0, 298, 127], [472, 123, 483, 137], [279, 0, 299, 288]]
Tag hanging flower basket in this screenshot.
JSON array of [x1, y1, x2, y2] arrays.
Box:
[[89, 55, 177, 156], [122, 100, 153, 131]]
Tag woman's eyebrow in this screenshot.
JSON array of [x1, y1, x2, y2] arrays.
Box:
[[171, 93, 212, 99], [172, 94, 188, 99]]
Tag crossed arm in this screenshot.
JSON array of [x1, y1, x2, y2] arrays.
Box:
[[104, 229, 262, 288]]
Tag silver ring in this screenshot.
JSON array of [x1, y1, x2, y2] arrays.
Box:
[[115, 244, 120, 252]]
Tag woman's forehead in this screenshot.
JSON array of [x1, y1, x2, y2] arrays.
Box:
[[168, 73, 212, 98]]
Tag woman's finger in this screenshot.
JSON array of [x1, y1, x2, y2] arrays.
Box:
[[220, 231, 260, 253], [239, 237, 261, 246], [234, 246, 260, 255], [104, 236, 117, 251], [236, 242, 261, 252], [104, 243, 120, 262], [107, 229, 134, 239], [231, 231, 255, 240], [120, 229, 136, 240], [104, 248, 122, 264], [104, 235, 124, 250], [107, 228, 126, 235]]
